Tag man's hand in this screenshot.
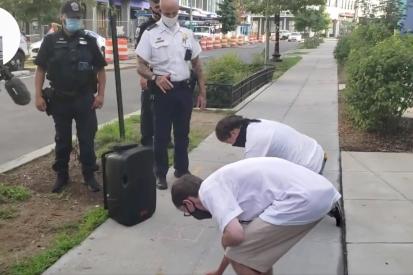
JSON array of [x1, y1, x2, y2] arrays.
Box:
[[92, 94, 104, 109], [35, 96, 47, 112], [155, 74, 174, 94], [140, 77, 148, 90], [196, 92, 207, 110], [205, 270, 223, 275]]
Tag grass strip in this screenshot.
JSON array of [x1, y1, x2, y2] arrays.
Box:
[[0, 183, 31, 202], [9, 207, 108, 275]]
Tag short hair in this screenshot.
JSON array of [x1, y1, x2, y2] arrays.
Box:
[[215, 115, 245, 141], [149, 0, 160, 3], [171, 174, 203, 208]]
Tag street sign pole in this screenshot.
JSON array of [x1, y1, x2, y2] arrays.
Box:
[[108, 0, 125, 139]]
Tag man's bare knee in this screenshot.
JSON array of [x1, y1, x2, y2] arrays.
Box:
[[229, 258, 261, 275]]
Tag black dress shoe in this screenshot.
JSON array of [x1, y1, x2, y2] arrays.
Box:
[[52, 173, 69, 193], [328, 202, 343, 227], [174, 170, 191, 178], [156, 176, 168, 190], [84, 175, 100, 192]]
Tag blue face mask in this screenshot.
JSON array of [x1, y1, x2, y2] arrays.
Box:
[[65, 18, 82, 33]]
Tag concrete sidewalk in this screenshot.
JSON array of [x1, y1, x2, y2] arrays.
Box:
[[342, 152, 413, 275], [43, 40, 343, 275]]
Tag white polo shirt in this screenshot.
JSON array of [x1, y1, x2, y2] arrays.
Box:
[[199, 157, 341, 233], [245, 119, 325, 173], [135, 20, 201, 81]]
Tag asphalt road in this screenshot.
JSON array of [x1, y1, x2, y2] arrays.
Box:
[[0, 41, 298, 166]]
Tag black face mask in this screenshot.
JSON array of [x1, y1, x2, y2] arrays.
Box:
[[232, 119, 261, 148], [191, 208, 212, 220], [185, 206, 212, 220]]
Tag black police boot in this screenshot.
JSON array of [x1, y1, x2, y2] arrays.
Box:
[[174, 170, 191, 178], [156, 176, 168, 190], [84, 174, 100, 192], [328, 202, 343, 227], [52, 172, 69, 193]]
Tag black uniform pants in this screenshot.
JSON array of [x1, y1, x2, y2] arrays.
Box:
[[140, 89, 154, 146], [50, 93, 98, 177], [152, 81, 193, 177]]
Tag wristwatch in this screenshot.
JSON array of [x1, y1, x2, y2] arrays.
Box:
[[151, 74, 157, 81]]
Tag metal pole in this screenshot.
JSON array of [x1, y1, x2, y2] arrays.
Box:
[[108, 0, 125, 139], [264, 0, 270, 64], [272, 8, 281, 62], [0, 36, 3, 66]]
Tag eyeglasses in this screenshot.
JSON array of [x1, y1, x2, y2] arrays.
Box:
[[183, 205, 191, 217]]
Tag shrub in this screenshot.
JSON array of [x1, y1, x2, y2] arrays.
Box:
[[345, 35, 413, 131], [302, 36, 321, 49], [334, 35, 351, 64], [204, 53, 250, 84], [334, 22, 393, 65]]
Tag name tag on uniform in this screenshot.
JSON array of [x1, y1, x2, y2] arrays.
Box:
[[155, 37, 165, 43]]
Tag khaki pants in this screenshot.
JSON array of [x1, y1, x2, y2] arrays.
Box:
[[226, 218, 320, 273]]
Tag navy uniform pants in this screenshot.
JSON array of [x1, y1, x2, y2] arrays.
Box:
[[50, 92, 98, 177], [152, 81, 193, 177], [140, 89, 154, 146]]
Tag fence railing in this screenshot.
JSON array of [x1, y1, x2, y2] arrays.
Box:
[[205, 66, 275, 108]]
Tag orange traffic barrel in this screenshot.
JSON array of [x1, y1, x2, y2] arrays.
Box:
[[200, 38, 207, 51], [230, 36, 237, 47], [206, 37, 213, 50], [213, 38, 222, 49]]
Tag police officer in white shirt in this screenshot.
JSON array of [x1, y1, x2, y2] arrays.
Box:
[[171, 157, 341, 275], [215, 115, 327, 174], [136, 0, 207, 190]]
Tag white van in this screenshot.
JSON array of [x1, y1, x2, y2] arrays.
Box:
[[193, 26, 215, 40]]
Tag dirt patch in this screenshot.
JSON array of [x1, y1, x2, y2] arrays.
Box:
[[338, 91, 413, 152], [0, 110, 226, 274]]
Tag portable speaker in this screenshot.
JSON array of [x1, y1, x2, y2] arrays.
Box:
[[102, 144, 156, 226]]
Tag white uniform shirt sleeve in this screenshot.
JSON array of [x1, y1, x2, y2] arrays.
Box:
[[199, 181, 243, 233], [135, 30, 151, 62], [189, 31, 202, 59]]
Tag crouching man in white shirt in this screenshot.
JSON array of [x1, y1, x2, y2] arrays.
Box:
[[215, 115, 327, 174], [171, 157, 341, 275]]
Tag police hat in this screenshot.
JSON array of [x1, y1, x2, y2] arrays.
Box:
[[61, 0, 83, 18]]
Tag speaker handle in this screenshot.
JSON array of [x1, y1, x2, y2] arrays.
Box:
[[101, 150, 113, 210]]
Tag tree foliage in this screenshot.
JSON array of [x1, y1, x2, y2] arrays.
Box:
[[0, 0, 95, 25], [294, 6, 330, 33], [217, 0, 237, 34], [243, 0, 326, 15]]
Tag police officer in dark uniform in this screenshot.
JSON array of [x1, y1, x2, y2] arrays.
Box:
[[135, 0, 161, 146], [34, 0, 107, 193]]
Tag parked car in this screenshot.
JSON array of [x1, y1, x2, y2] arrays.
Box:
[[279, 30, 290, 40], [288, 32, 303, 42], [8, 33, 29, 71], [29, 30, 106, 59]]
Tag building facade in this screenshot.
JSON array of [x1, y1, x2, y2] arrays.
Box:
[[325, 0, 357, 37]]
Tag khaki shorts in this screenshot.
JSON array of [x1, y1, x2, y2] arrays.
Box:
[[226, 218, 320, 273]]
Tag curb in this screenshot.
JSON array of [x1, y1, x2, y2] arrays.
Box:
[[0, 110, 141, 174]]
